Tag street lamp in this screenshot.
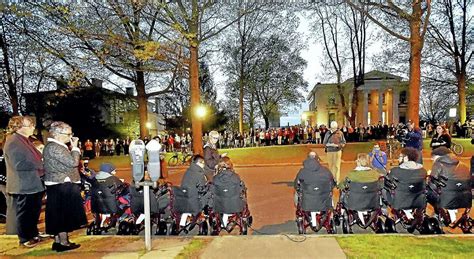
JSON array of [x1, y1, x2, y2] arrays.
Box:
[[145, 122, 152, 129], [195, 105, 207, 119]]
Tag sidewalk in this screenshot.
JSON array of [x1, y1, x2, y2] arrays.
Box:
[[0, 234, 347, 258]]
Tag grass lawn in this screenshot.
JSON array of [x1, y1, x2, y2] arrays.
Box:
[[336, 235, 474, 258], [88, 138, 474, 170]]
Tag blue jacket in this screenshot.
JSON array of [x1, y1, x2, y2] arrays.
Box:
[[369, 150, 387, 169], [405, 130, 423, 150]]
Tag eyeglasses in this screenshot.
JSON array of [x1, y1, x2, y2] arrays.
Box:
[[60, 132, 73, 137], [22, 124, 34, 128]]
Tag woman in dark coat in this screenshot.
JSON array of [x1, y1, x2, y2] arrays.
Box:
[[430, 125, 451, 150], [43, 121, 86, 252]]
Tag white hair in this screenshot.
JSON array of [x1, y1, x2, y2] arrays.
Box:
[[49, 121, 71, 138], [330, 121, 338, 129]]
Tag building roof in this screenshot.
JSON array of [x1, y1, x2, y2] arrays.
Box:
[[343, 70, 403, 83], [307, 70, 404, 100]]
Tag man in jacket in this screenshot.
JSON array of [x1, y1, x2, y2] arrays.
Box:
[[404, 121, 423, 164], [4, 116, 44, 248], [181, 155, 211, 212], [322, 121, 346, 184]]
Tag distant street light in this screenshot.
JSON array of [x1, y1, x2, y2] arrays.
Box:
[[301, 113, 308, 120], [146, 122, 152, 129], [195, 105, 207, 119]]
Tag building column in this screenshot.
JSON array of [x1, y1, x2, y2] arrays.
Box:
[[392, 88, 399, 124], [362, 90, 369, 126], [378, 89, 384, 124]]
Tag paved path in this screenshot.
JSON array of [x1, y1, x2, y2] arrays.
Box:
[[199, 235, 346, 259]]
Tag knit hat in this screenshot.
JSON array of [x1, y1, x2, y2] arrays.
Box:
[[431, 147, 451, 156], [100, 163, 116, 173]]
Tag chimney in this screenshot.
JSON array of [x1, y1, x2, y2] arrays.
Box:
[[125, 87, 134, 96], [92, 78, 103, 88]]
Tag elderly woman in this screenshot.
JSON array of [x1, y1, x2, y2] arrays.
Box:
[[3, 116, 44, 248], [203, 131, 227, 180], [43, 122, 86, 252]]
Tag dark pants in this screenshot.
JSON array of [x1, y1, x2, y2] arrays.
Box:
[[12, 192, 43, 243]]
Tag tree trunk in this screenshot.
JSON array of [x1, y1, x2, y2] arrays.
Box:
[[136, 70, 149, 138], [189, 45, 203, 155], [238, 70, 244, 135], [263, 116, 269, 130], [0, 33, 19, 115], [458, 72, 467, 122], [408, 20, 423, 126]]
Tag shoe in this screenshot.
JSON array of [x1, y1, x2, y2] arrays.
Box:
[[20, 239, 39, 248], [52, 242, 80, 252]]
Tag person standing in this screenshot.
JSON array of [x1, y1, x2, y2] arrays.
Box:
[[203, 131, 227, 181], [323, 121, 346, 184], [430, 125, 451, 150], [43, 121, 86, 252], [4, 116, 44, 248], [404, 121, 424, 164]]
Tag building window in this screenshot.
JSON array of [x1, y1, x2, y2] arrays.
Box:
[[368, 112, 371, 125], [368, 93, 371, 104], [382, 93, 386, 104], [328, 95, 336, 106], [382, 111, 386, 125], [400, 91, 407, 104]]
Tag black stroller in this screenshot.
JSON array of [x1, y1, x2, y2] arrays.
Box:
[[209, 183, 252, 235], [168, 185, 210, 235], [335, 178, 386, 234], [295, 178, 336, 234], [87, 182, 131, 235], [383, 168, 439, 234], [429, 172, 473, 234]]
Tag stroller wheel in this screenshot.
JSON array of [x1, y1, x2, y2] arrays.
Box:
[[327, 217, 336, 234], [342, 211, 352, 234], [167, 221, 179, 236], [428, 217, 444, 234], [384, 217, 397, 233], [240, 217, 249, 235], [156, 221, 168, 235], [86, 223, 95, 235], [375, 218, 386, 234], [296, 217, 305, 235], [420, 217, 435, 235], [117, 221, 129, 235], [198, 221, 209, 236]]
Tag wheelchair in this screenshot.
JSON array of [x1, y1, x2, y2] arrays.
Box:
[[295, 179, 336, 234]]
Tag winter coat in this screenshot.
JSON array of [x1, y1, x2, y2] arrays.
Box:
[[294, 158, 334, 211], [212, 169, 245, 213]]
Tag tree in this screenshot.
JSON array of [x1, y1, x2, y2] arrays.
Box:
[[313, 3, 368, 127], [157, 1, 251, 155], [249, 35, 307, 129], [420, 83, 457, 122], [427, 0, 473, 122], [23, 1, 180, 138], [345, 0, 432, 126]]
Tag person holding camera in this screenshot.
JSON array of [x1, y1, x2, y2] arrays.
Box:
[[43, 121, 86, 252], [404, 121, 424, 164]]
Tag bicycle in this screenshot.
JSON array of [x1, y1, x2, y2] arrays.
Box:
[[168, 151, 193, 166], [451, 141, 464, 156]]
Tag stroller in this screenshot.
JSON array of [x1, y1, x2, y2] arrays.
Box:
[[168, 185, 210, 235], [127, 182, 173, 235], [86, 181, 132, 235], [383, 169, 439, 234], [429, 172, 473, 234], [209, 183, 252, 235], [335, 178, 386, 234], [295, 178, 336, 234]]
